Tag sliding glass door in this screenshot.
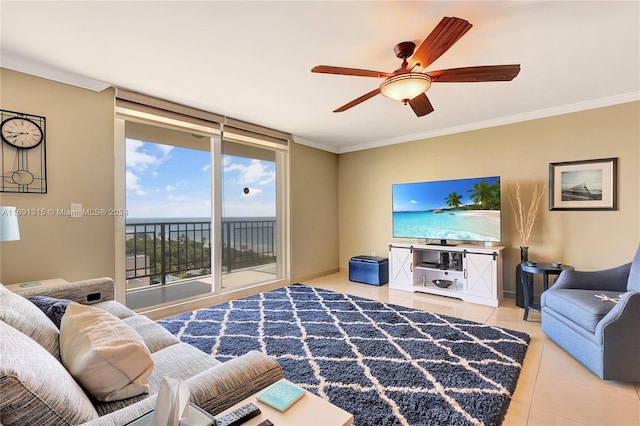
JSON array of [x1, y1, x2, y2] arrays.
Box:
[[115, 118, 289, 311], [220, 140, 280, 290], [123, 124, 213, 309]]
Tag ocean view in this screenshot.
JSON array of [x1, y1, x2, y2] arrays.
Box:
[[393, 210, 500, 242], [126, 217, 276, 248]]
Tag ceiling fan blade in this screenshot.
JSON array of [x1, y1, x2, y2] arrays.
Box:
[[312, 65, 391, 78], [334, 88, 381, 112], [428, 65, 521, 82], [410, 17, 473, 70], [408, 93, 434, 117]]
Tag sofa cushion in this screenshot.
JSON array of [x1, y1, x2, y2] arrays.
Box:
[[627, 243, 640, 291], [94, 299, 138, 319], [148, 342, 221, 394], [543, 289, 620, 333], [0, 284, 60, 359], [0, 321, 99, 425], [60, 303, 154, 402], [27, 295, 75, 328], [93, 342, 220, 417], [122, 315, 180, 353]]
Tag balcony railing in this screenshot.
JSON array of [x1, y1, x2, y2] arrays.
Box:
[[125, 219, 276, 286]]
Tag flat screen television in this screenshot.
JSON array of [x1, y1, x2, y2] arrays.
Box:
[[392, 176, 501, 244]]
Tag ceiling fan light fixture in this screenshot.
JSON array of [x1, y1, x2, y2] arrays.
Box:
[[380, 73, 432, 103]]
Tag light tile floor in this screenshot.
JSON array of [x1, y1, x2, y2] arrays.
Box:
[[303, 272, 640, 426]]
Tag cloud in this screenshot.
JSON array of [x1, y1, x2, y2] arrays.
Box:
[[224, 158, 275, 185], [126, 141, 215, 218], [157, 144, 174, 156], [126, 140, 173, 171], [166, 179, 188, 192], [126, 170, 147, 196], [410, 200, 418, 204], [126, 140, 175, 196]]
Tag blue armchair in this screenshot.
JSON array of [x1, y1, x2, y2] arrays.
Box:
[[540, 243, 640, 381]]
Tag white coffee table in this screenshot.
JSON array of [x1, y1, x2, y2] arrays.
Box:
[[217, 379, 353, 426]]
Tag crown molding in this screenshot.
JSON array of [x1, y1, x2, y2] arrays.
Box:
[[1, 51, 111, 92], [292, 135, 339, 154], [337, 92, 640, 154]]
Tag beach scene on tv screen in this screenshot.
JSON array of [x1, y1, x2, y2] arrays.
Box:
[[393, 176, 501, 242]]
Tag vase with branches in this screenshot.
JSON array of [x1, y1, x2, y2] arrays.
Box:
[[508, 182, 545, 248], [508, 182, 545, 307]]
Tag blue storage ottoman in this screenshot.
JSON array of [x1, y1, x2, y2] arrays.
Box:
[[349, 255, 389, 286]]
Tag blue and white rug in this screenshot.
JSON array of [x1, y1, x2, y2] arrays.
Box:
[[159, 284, 529, 426]]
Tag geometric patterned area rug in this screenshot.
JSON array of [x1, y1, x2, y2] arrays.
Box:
[[159, 284, 530, 426]]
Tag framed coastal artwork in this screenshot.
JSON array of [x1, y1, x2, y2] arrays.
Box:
[[549, 157, 617, 211]]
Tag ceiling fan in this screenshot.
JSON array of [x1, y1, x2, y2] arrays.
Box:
[[311, 17, 521, 117]]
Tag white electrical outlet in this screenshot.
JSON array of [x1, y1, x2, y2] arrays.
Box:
[[371, 251, 376, 257]]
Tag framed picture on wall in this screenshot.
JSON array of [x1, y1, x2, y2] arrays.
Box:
[[549, 157, 617, 210]]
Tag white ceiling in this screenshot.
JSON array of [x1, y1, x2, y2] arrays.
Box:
[[1, 1, 638, 153]]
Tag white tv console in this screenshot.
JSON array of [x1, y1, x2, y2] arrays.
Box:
[[388, 242, 504, 307]]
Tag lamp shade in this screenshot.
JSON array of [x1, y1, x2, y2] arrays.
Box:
[[0, 206, 21, 241], [380, 73, 432, 103]]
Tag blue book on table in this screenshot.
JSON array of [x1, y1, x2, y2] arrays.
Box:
[[257, 381, 305, 412]]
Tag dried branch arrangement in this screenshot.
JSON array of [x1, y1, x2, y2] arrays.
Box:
[[508, 182, 545, 247]]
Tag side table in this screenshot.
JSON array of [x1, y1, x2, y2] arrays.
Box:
[[216, 379, 353, 426], [4, 278, 69, 293], [520, 263, 574, 321]]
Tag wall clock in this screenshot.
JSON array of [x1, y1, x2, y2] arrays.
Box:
[[1, 109, 47, 193]]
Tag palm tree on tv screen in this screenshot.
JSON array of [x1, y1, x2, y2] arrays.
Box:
[[468, 179, 501, 210], [445, 192, 463, 209]]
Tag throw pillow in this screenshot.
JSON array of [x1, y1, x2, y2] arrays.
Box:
[[59, 303, 154, 402], [0, 284, 60, 359], [27, 295, 75, 328], [0, 321, 99, 424]]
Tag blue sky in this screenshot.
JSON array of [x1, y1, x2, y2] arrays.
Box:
[[392, 176, 500, 212], [126, 139, 275, 218]]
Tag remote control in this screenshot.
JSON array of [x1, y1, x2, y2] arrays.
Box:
[[215, 402, 261, 426], [256, 421, 273, 426]]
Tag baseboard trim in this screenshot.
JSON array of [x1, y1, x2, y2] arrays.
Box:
[[503, 291, 516, 299], [292, 268, 340, 284]]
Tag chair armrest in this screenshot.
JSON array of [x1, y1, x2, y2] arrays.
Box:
[[551, 263, 631, 292], [595, 291, 640, 342], [594, 291, 640, 379], [187, 350, 283, 416], [13, 277, 115, 305]]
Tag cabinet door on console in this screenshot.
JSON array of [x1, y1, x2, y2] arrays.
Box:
[[389, 246, 413, 288], [465, 253, 496, 299]]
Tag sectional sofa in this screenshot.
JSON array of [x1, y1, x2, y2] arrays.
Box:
[[0, 277, 283, 425]]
